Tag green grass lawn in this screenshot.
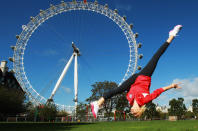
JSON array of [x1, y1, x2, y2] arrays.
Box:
[[0, 120, 198, 131]]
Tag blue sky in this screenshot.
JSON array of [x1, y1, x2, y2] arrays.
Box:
[[0, 0, 198, 108]]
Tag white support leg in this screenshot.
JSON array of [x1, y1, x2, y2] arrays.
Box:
[[74, 53, 78, 116], [49, 54, 74, 100]]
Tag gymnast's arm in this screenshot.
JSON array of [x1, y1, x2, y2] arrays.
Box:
[[142, 83, 182, 104]]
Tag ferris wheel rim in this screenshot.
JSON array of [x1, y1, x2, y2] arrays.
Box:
[[13, 1, 139, 110]]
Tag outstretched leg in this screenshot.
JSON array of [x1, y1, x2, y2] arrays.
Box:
[[139, 41, 170, 77], [139, 25, 182, 77]]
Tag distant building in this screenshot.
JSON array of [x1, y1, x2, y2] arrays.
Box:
[[156, 105, 168, 113], [187, 106, 193, 112], [0, 60, 23, 92], [169, 116, 178, 121]]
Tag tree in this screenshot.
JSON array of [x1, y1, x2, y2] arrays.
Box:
[[57, 110, 69, 117], [185, 111, 194, 119], [168, 98, 187, 119], [114, 92, 130, 120], [0, 85, 26, 121], [142, 102, 159, 120], [158, 111, 168, 120], [86, 81, 118, 119], [25, 101, 37, 121], [115, 92, 130, 112], [39, 103, 57, 122], [76, 102, 88, 121], [192, 99, 198, 119]]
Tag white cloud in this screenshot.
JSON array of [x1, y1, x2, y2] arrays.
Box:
[[61, 86, 72, 94], [172, 77, 198, 106], [173, 77, 198, 97], [42, 49, 59, 56], [115, 4, 132, 12], [58, 58, 67, 64]]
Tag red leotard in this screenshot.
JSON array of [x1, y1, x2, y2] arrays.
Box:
[[126, 75, 165, 106]]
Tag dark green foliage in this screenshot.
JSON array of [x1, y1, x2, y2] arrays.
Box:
[[39, 103, 58, 121], [57, 110, 69, 117], [25, 102, 67, 122], [168, 98, 187, 119], [185, 111, 195, 119], [158, 111, 168, 120], [0, 85, 26, 120], [142, 102, 160, 120], [114, 92, 130, 120], [76, 102, 88, 121], [115, 92, 130, 112], [25, 102, 36, 121], [192, 99, 198, 119]]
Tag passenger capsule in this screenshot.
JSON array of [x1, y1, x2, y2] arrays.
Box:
[[123, 16, 126, 21], [138, 43, 142, 48], [105, 4, 108, 8], [139, 54, 143, 59], [10, 46, 16, 50], [114, 9, 118, 14], [134, 33, 139, 38], [129, 24, 133, 29], [30, 16, 34, 21], [9, 57, 14, 62], [16, 35, 20, 39], [137, 66, 142, 70], [94, 0, 98, 5]]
